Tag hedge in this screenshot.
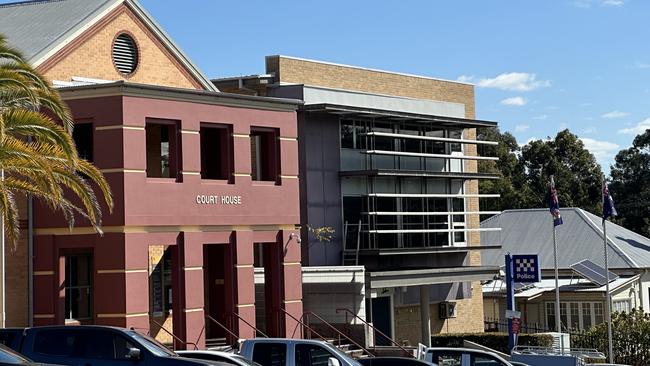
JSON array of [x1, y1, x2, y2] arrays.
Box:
[[430, 333, 554, 355]]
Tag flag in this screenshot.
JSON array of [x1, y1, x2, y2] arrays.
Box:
[[603, 182, 617, 220], [549, 176, 563, 226]]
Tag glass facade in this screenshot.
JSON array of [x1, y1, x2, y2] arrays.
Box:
[[340, 118, 473, 251]]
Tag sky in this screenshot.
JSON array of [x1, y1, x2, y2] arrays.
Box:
[[4, 0, 649, 174]]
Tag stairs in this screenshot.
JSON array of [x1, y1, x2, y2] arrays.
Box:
[[206, 337, 232, 352], [325, 338, 370, 359], [342, 250, 359, 266]]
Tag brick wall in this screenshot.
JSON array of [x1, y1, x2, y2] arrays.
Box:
[[267, 56, 476, 118], [42, 6, 199, 90], [4, 194, 29, 327]]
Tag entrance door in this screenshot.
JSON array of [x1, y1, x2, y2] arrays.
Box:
[[204, 245, 227, 341], [371, 296, 392, 345]]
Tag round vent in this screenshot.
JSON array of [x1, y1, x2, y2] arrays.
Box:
[[112, 33, 139, 75]]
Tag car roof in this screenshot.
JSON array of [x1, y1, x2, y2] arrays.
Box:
[[177, 351, 237, 357]]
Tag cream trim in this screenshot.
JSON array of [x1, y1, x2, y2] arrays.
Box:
[[279, 137, 297, 141], [34, 314, 55, 319], [100, 168, 146, 174], [181, 171, 201, 176], [233, 133, 250, 138], [34, 271, 55, 276], [233, 173, 251, 177], [280, 175, 299, 179], [97, 312, 149, 318], [283, 262, 301, 266], [97, 269, 148, 274], [235, 264, 253, 269], [183, 266, 202, 271], [95, 125, 144, 131], [283, 300, 302, 304], [183, 308, 204, 313], [34, 224, 300, 236], [236, 304, 255, 308], [181, 130, 200, 135]]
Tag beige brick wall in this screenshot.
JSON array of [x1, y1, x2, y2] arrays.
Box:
[[148, 245, 174, 344], [267, 56, 476, 119], [42, 6, 199, 90], [1, 195, 29, 327], [394, 282, 485, 345]]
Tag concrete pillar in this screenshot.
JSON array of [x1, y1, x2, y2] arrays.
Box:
[[420, 285, 431, 347], [279, 230, 303, 338], [176, 232, 206, 350]]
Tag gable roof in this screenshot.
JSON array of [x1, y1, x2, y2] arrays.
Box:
[[0, 0, 217, 91], [480, 208, 650, 270]]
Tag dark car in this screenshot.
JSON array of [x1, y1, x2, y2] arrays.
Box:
[[358, 357, 435, 366], [0, 342, 58, 366], [0, 325, 228, 366]]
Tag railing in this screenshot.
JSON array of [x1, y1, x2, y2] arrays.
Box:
[[336, 308, 413, 358], [303, 311, 374, 357], [278, 307, 325, 341], [150, 319, 198, 350], [484, 317, 551, 334], [232, 311, 269, 338], [205, 314, 239, 342]]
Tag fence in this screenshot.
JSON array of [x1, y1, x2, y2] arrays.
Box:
[[484, 317, 551, 334]]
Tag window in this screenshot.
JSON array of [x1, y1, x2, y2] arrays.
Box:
[[295, 344, 335, 366], [547, 302, 606, 330], [613, 299, 631, 313], [470, 354, 508, 366], [340, 119, 367, 149], [65, 254, 93, 320], [594, 302, 604, 324], [200, 124, 232, 180], [582, 303, 593, 329], [250, 127, 280, 182], [252, 343, 286, 366], [545, 302, 556, 331], [146, 120, 180, 178], [570, 302, 580, 330], [150, 249, 173, 316], [73, 123, 93, 162], [34, 329, 78, 357]]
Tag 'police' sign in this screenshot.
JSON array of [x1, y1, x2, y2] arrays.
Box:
[[512, 254, 541, 283]]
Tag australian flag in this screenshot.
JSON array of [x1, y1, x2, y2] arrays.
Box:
[[549, 176, 563, 226], [603, 182, 618, 220]]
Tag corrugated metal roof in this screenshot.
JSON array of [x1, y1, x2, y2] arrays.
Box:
[[481, 208, 650, 270], [0, 0, 115, 63]]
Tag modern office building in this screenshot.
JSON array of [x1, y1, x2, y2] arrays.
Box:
[[215, 56, 501, 345], [0, 0, 303, 347]]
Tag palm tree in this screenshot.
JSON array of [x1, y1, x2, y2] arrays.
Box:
[[0, 34, 113, 247]]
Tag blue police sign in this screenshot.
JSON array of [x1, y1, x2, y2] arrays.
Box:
[[512, 254, 541, 283]]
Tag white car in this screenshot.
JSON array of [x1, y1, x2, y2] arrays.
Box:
[[176, 350, 262, 366], [420, 347, 513, 366]]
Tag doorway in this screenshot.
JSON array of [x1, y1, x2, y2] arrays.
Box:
[[203, 245, 227, 341], [371, 296, 393, 345]]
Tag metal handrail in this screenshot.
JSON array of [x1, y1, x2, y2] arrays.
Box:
[[278, 307, 326, 341], [336, 308, 413, 358], [232, 312, 269, 338], [149, 319, 198, 350], [303, 311, 375, 357], [205, 314, 239, 341]]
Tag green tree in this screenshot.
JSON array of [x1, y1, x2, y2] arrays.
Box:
[[610, 129, 650, 237], [478, 128, 603, 214], [0, 34, 113, 246]]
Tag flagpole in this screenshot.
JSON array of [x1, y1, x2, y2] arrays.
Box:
[[550, 176, 562, 345], [602, 180, 614, 363]]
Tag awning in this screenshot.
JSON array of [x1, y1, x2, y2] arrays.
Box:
[[368, 266, 499, 289]]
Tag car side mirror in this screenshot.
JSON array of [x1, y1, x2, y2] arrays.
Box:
[[327, 357, 341, 366], [127, 348, 141, 360]]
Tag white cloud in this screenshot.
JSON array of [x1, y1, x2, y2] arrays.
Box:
[[583, 127, 597, 134], [532, 114, 548, 120], [500, 96, 527, 106], [514, 124, 530, 132], [457, 75, 474, 83], [601, 110, 629, 119], [579, 138, 620, 166], [574, 0, 592, 8], [618, 117, 650, 135], [602, 0, 624, 6], [476, 72, 551, 92], [634, 62, 650, 69]]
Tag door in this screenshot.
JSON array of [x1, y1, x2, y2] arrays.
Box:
[[371, 296, 392, 346]]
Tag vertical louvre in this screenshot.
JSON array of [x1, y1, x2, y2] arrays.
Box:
[[112, 34, 138, 75]]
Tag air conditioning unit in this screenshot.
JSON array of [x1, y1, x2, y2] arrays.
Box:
[[439, 302, 457, 319]]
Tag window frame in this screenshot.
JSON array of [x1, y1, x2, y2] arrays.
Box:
[[145, 119, 181, 180], [200, 123, 234, 182], [72, 121, 94, 163], [64, 253, 93, 321], [250, 127, 281, 184]]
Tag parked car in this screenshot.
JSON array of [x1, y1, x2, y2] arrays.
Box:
[[0, 343, 60, 366], [238, 338, 362, 366], [0, 325, 229, 366], [358, 357, 435, 366], [419, 348, 513, 366], [177, 351, 261, 366]]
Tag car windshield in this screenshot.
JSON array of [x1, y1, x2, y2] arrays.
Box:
[[0, 344, 31, 364], [127, 331, 177, 357]]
